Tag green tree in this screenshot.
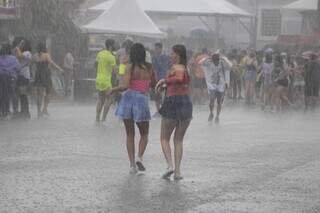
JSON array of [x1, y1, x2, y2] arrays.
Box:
[[13, 0, 87, 61]]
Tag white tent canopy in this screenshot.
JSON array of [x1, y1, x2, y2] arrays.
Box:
[[82, 0, 165, 38], [283, 0, 318, 11], [90, 0, 251, 17], [89, 0, 114, 11]]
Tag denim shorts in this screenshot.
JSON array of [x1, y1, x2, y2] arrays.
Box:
[[116, 89, 151, 122], [244, 70, 257, 81], [159, 95, 193, 121]]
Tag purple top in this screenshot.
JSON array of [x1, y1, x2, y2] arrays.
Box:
[[0, 55, 21, 79], [262, 62, 274, 86]]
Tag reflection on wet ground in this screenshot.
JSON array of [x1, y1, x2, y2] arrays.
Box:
[[0, 104, 320, 212]]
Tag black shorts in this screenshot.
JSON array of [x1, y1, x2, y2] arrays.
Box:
[[277, 79, 289, 88], [159, 95, 193, 121]]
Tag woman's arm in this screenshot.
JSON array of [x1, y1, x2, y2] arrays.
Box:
[[110, 64, 131, 94], [47, 54, 63, 72], [221, 56, 233, 69]]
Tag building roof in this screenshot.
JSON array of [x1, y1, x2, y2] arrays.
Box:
[[283, 0, 318, 11]]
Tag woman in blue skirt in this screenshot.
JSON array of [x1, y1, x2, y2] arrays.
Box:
[[109, 43, 156, 174]]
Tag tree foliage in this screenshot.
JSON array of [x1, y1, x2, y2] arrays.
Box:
[[12, 0, 88, 60]]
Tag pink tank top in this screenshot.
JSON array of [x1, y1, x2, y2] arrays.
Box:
[[129, 80, 150, 93]]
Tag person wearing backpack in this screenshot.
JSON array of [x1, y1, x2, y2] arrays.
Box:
[[199, 52, 232, 123]]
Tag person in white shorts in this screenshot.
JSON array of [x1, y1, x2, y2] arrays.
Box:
[[199, 52, 232, 123]]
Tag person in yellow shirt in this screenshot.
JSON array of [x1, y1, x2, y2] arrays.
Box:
[[243, 51, 259, 105], [95, 39, 116, 124], [239, 50, 249, 101]]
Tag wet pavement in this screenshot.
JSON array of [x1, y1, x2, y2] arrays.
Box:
[[0, 103, 320, 213]]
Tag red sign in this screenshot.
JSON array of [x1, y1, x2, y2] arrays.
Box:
[[277, 32, 320, 45]]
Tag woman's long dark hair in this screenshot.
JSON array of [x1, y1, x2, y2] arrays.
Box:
[[130, 43, 147, 70], [172, 44, 187, 67], [275, 54, 284, 68], [172, 44, 190, 82], [265, 54, 273, 64]]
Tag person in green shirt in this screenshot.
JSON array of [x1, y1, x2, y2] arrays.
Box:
[[95, 39, 116, 124]]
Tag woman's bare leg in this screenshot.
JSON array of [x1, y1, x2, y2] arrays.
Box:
[[136, 121, 149, 159], [43, 89, 50, 114], [96, 92, 106, 122], [124, 119, 135, 168], [36, 87, 44, 118], [160, 118, 177, 169], [173, 120, 191, 178], [102, 93, 114, 122], [245, 80, 250, 104]]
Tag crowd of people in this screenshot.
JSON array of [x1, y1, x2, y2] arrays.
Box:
[[91, 38, 320, 179], [0, 38, 73, 120], [1, 37, 320, 179], [188, 48, 320, 115]]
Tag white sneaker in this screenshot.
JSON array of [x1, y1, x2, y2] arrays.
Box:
[[129, 167, 137, 174]]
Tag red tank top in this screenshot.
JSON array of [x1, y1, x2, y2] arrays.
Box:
[[166, 67, 190, 97]]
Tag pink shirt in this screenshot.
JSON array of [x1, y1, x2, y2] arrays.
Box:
[[129, 80, 150, 93]]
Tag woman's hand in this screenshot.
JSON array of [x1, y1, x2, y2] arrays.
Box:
[[106, 88, 114, 96], [155, 79, 166, 94]]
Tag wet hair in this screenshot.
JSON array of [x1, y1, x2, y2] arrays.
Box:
[[130, 43, 147, 69], [37, 42, 47, 54], [212, 53, 220, 65], [21, 40, 32, 52], [274, 54, 284, 68], [249, 52, 256, 58], [155, 42, 163, 49], [105, 39, 115, 51], [0, 43, 11, 56], [172, 44, 187, 67], [12, 37, 24, 48], [265, 54, 272, 64]]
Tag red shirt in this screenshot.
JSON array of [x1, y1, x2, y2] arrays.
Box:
[[165, 65, 190, 97]]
